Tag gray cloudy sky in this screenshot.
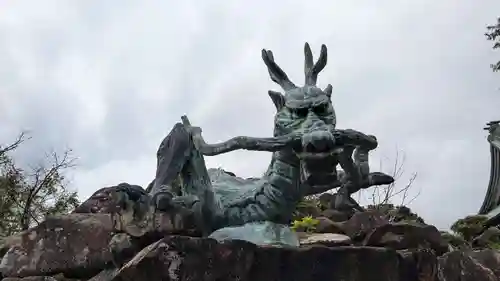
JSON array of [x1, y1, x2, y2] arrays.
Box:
[[1, 1, 499, 230]]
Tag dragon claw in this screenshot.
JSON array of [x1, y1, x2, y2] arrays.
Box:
[[333, 189, 364, 212], [153, 191, 175, 212], [368, 172, 395, 186]]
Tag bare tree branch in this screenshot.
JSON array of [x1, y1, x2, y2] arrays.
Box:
[[368, 148, 420, 207], [0, 132, 30, 164], [20, 149, 76, 230], [486, 17, 500, 72], [0, 133, 79, 236]]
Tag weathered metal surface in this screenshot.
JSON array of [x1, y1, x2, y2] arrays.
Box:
[[479, 121, 500, 222], [109, 43, 395, 247]]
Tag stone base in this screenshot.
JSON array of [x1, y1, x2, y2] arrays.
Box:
[[3, 208, 500, 281], [105, 236, 403, 281]]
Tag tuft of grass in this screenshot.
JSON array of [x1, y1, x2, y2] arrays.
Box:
[[291, 215, 320, 233]]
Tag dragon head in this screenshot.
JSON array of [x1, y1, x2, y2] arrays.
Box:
[[262, 43, 337, 157]]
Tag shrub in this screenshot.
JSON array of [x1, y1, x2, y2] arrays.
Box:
[[450, 215, 488, 242], [291, 216, 319, 233], [440, 231, 470, 250], [292, 196, 322, 221], [366, 203, 425, 224]]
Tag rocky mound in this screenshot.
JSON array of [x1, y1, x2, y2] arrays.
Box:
[[1, 183, 499, 281]]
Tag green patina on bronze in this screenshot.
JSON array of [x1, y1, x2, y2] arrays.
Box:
[[125, 43, 395, 246], [479, 121, 500, 226]]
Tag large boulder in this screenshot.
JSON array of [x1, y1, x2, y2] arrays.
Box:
[[472, 227, 500, 249], [0, 214, 115, 279], [73, 186, 123, 214], [438, 250, 497, 281], [440, 231, 470, 250], [366, 204, 425, 224], [0, 209, 196, 280], [74, 183, 197, 238], [7, 212, 500, 281], [0, 235, 22, 260], [398, 248, 437, 281], [314, 216, 345, 234], [107, 236, 406, 281], [320, 209, 351, 222], [363, 221, 449, 256], [1, 277, 59, 281], [468, 249, 500, 279], [74, 183, 148, 215], [4, 183, 497, 281], [339, 210, 389, 240]]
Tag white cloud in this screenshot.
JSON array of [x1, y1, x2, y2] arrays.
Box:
[[1, 0, 500, 229]]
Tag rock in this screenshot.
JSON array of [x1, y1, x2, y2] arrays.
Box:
[[363, 221, 449, 256], [450, 215, 488, 242], [438, 250, 497, 281], [87, 268, 119, 281], [113, 236, 404, 281], [0, 214, 115, 279], [2, 277, 58, 281], [1, 233, 449, 281], [108, 234, 144, 268], [1, 274, 84, 281], [314, 216, 345, 234], [389, 206, 425, 224], [340, 210, 389, 240], [0, 202, 199, 279], [74, 183, 146, 214], [2, 192, 477, 281], [472, 227, 500, 248], [111, 205, 197, 238], [115, 236, 254, 281], [318, 193, 335, 209], [151, 210, 198, 236], [469, 249, 500, 279], [299, 233, 352, 247], [367, 204, 425, 225], [321, 209, 351, 222], [440, 231, 470, 250], [0, 235, 22, 258], [251, 246, 403, 281], [78, 183, 198, 239], [398, 248, 437, 281], [73, 186, 119, 214], [317, 193, 359, 218]]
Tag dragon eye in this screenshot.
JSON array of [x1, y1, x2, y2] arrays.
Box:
[[313, 104, 329, 116], [292, 108, 309, 118]]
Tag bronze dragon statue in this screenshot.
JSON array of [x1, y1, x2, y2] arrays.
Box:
[[111, 43, 394, 246]]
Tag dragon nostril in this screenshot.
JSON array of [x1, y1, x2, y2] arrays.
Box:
[[302, 131, 334, 152], [305, 142, 318, 152], [312, 141, 327, 152]]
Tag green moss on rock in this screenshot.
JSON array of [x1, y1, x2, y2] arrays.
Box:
[[450, 215, 488, 242]]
